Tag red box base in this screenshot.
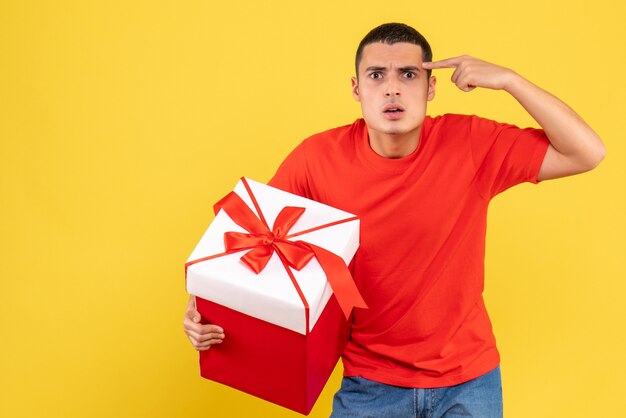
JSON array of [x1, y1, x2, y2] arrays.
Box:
[[196, 295, 349, 415]]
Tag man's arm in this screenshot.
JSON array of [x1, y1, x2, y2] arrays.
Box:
[[422, 56, 606, 181]]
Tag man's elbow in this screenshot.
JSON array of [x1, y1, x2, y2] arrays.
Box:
[[573, 131, 606, 173], [539, 137, 606, 181], [583, 139, 606, 172]]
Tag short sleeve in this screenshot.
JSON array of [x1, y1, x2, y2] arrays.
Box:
[[268, 140, 312, 199], [468, 116, 550, 198]]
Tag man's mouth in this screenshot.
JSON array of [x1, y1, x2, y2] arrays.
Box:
[[383, 104, 405, 119], [383, 104, 405, 114]]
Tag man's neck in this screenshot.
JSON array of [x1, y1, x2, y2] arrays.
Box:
[[368, 128, 422, 159]]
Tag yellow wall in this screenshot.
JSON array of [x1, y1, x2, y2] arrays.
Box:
[[1, 1, 624, 417]]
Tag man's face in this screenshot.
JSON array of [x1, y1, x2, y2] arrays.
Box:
[[352, 42, 436, 141]]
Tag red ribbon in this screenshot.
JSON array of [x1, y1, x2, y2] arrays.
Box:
[[187, 178, 367, 322], [217, 194, 315, 274]]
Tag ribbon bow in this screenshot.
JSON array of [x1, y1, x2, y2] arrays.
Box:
[[219, 199, 314, 274], [211, 185, 367, 320]]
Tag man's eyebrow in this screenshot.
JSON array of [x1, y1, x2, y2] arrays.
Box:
[[398, 66, 421, 72], [364, 66, 386, 72], [363, 65, 422, 73]]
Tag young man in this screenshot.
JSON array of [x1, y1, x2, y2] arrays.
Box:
[[183, 23, 605, 417]]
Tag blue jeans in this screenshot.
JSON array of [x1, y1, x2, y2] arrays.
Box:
[[330, 366, 503, 418]]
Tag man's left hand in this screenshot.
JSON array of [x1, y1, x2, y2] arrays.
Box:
[[422, 55, 516, 92]]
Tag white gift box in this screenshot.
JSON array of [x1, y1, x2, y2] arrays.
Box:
[[185, 178, 360, 335]]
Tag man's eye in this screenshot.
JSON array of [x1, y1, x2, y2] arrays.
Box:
[[370, 72, 382, 79], [403, 72, 416, 79]]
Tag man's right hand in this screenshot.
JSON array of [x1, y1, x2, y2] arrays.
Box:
[[183, 295, 225, 351]]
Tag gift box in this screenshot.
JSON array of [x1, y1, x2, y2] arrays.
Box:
[[185, 178, 366, 415]]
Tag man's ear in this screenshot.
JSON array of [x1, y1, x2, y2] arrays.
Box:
[[427, 76, 437, 101], [351, 76, 360, 101]]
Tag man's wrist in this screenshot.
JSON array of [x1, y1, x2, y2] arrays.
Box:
[[502, 71, 529, 96]]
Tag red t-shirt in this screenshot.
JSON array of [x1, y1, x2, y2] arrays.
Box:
[[269, 114, 550, 388]]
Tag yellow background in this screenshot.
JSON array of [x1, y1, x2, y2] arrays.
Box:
[[1, 1, 624, 417]]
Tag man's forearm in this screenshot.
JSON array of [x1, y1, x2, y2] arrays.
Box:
[[504, 73, 606, 177], [423, 56, 606, 180]]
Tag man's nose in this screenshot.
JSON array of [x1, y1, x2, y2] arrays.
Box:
[[385, 79, 400, 96]]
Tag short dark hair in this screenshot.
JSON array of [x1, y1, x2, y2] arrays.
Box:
[[355, 23, 433, 78]]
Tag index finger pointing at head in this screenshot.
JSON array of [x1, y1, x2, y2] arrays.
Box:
[[422, 56, 463, 69]]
